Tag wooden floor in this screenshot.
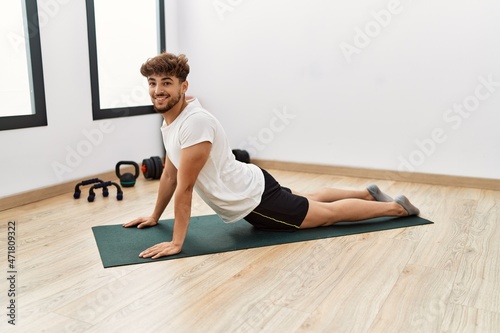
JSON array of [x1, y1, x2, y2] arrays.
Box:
[[0, 169, 499, 332]]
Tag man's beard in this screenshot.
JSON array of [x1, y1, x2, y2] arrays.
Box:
[[153, 90, 183, 113]]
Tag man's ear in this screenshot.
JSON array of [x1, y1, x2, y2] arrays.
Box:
[[181, 80, 189, 94]]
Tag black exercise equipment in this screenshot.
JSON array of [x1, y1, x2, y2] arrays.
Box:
[[74, 178, 108, 199], [142, 156, 163, 180], [232, 149, 250, 163], [88, 181, 123, 202], [115, 161, 139, 187]]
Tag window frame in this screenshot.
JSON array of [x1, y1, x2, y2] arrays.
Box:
[[85, 0, 166, 120], [0, 0, 48, 131]]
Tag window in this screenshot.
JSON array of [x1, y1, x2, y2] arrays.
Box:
[[0, 0, 47, 131], [86, 0, 166, 120]]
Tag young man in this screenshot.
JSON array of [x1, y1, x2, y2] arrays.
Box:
[[123, 53, 420, 259]]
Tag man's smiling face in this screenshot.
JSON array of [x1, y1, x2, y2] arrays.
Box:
[[147, 74, 187, 113]]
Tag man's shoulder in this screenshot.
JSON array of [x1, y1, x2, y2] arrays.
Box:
[[183, 105, 217, 125], [183, 107, 213, 122]]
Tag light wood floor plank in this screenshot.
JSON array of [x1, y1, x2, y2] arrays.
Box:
[[450, 190, 500, 313], [441, 304, 500, 333], [16, 311, 92, 333], [295, 236, 419, 332], [369, 264, 456, 332], [407, 197, 476, 272]]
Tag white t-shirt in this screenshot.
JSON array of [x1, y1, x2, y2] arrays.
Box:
[[160, 98, 265, 223]]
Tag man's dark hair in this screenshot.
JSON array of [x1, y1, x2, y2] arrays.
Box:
[[140, 53, 190, 82]]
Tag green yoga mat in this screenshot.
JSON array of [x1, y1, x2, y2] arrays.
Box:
[[92, 214, 433, 268]]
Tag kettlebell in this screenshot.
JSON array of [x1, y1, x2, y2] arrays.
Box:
[[115, 161, 139, 187]]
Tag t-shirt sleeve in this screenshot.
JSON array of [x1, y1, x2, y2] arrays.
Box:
[[178, 111, 216, 149]]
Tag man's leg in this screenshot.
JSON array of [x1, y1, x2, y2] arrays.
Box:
[[294, 184, 392, 203], [294, 188, 372, 202], [300, 197, 416, 229]]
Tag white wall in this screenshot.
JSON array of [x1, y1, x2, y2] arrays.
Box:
[[178, 0, 500, 179], [0, 0, 169, 198], [1, 0, 499, 199]]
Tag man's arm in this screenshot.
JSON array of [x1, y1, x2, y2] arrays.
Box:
[[123, 155, 178, 229], [136, 141, 212, 259]]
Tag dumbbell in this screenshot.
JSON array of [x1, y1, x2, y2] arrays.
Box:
[[141, 156, 163, 180], [115, 161, 139, 187], [232, 149, 250, 163]]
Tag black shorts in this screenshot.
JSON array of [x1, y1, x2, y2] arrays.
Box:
[[244, 169, 309, 231]]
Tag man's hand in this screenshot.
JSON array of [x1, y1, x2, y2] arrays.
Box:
[[139, 242, 182, 259], [122, 216, 158, 229]]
